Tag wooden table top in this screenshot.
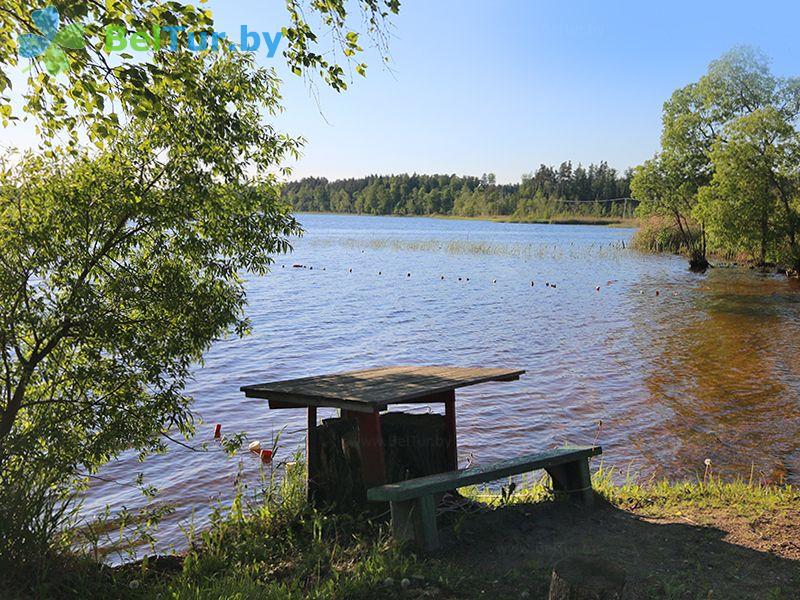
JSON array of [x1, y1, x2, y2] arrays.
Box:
[[241, 365, 525, 412]]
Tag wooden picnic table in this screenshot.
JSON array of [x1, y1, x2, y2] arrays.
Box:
[[241, 365, 525, 496]]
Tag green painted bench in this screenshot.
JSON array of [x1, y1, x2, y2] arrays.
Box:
[[367, 445, 602, 552]]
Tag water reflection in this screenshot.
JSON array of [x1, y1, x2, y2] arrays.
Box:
[[634, 270, 800, 482]]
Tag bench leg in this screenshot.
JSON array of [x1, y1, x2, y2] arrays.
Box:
[[416, 494, 440, 552], [389, 500, 416, 543], [546, 458, 594, 507], [389, 495, 440, 552]]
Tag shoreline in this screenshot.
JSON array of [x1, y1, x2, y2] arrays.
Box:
[[29, 467, 800, 599], [294, 210, 640, 228]]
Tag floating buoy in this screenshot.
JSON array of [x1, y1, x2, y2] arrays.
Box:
[[323, 267, 326, 271], [407, 272, 411, 277], [378, 271, 382, 275], [260, 449, 273, 463], [349, 268, 352, 273], [458, 277, 462, 281], [292, 264, 303, 268], [309, 266, 313, 270], [441, 275, 445, 280], [596, 286, 601, 292], [466, 277, 470, 281], [656, 290, 660, 296], [281, 265, 285, 268], [248, 440, 261, 453], [531, 281, 535, 286], [213, 424, 221, 439], [492, 279, 497, 284], [551, 283, 557, 288]]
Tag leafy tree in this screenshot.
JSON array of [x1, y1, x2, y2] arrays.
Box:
[[635, 46, 800, 271], [0, 0, 400, 141], [0, 0, 400, 584], [0, 51, 302, 576], [631, 152, 708, 270], [697, 108, 800, 269]]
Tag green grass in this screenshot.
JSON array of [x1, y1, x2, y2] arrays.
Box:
[[629, 216, 698, 255], [6, 464, 799, 599], [311, 237, 628, 261], [461, 465, 800, 516], [591, 466, 800, 516]]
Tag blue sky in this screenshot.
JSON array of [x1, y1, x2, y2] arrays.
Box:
[[8, 0, 800, 183]]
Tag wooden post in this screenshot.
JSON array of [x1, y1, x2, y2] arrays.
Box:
[[356, 411, 387, 488], [415, 494, 440, 552], [443, 391, 458, 471], [574, 457, 594, 506], [306, 406, 319, 502], [545, 459, 594, 506], [388, 496, 440, 553]]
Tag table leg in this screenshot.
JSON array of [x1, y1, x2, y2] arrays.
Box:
[[356, 411, 387, 488], [444, 391, 458, 471], [306, 406, 319, 502]]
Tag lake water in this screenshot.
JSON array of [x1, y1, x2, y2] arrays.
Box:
[[83, 213, 800, 557]]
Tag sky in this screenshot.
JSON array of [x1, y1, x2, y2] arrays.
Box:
[[6, 0, 800, 183]]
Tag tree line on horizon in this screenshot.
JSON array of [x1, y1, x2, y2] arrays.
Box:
[[282, 162, 634, 220]]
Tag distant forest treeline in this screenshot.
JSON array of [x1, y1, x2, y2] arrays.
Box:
[[282, 162, 636, 220]]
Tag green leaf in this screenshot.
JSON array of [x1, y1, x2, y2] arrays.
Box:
[[53, 23, 85, 49], [43, 45, 69, 75]]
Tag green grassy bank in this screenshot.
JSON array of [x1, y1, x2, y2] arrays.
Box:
[[6, 465, 799, 600]]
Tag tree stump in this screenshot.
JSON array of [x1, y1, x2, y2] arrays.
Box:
[[548, 555, 626, 600], [314, 412, 450, 513]]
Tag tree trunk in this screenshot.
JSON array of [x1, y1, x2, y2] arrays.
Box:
[[548, 555, 626, 600]]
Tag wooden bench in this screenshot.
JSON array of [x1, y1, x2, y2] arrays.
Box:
[[367, 445, 602, 552]]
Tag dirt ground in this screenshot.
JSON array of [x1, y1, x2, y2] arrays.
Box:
[[431, 498, 800, 599]]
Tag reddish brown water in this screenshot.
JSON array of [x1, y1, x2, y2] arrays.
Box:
[[82, 214, 800, 557]]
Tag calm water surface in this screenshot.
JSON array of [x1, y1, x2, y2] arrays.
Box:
[[83, 213, 800, 556]]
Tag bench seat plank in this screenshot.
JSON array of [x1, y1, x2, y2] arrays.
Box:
[[367, 446, 601, 502]]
